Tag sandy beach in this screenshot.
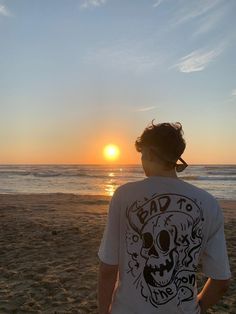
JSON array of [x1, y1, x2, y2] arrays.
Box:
[[0, 194, 235, 313]]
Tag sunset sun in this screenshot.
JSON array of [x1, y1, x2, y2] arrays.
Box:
[[103, 144, 120, 161]]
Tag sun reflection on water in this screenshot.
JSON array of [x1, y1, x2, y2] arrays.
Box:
[[105, 183, 116, 196], [105, 172, 117, 196]]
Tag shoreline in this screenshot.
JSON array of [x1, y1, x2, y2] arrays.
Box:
[[0, 191, 236, 199], [0, 194, 235, 313], [0, 193, 235, 210]]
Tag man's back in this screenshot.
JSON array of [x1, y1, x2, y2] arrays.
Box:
[[98, 121, 231, 314], [98, 176, 231, 314]]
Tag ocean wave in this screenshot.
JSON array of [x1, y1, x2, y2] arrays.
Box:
[[0, 171, 31, 176], [0, 171, 91, 178], [207, 171, 236, 176], [1, 171, 236, 182], [182, 175, 236, 181], [204, 165, 236, 171], [0, 171, 141, 180], [33, 172, 62, 178]]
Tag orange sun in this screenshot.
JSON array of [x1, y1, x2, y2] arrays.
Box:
[[103, 144, 120, 161]]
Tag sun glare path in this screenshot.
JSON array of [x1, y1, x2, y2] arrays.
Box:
[[103, 144, 120, 161]]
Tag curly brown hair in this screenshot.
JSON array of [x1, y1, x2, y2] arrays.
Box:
[[135, 120, 186, 168]]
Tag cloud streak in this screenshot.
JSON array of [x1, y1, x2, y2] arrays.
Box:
[[81, 0, 106, 9], [136, 106, 157, 112], [174, 46, 224, 73], [171, 0, 222, 26], [232, 89, 236, 97], [153, 0, 163, 8], [84, 42, 164, 73], [193, 3, 229, 37], [0, 4, 11, 16]]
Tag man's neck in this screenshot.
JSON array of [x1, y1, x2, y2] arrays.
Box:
[[145, 167, 178, 178]]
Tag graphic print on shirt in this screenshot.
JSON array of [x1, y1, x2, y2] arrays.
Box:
[[125, 193, 204, 308]]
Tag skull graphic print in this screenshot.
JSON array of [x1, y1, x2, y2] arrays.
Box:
[[126, 193, 204, 308]]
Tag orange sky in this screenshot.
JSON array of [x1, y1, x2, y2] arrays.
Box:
[[1, 115, 235, 164], [1, 129, 235, 164]]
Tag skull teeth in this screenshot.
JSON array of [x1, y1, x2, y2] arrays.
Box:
[[144, 257, 175, 286], [149, 257, 172, 273], [166, 258, 172, 271]]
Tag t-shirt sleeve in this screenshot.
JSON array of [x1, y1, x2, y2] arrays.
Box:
[[98, 189, 121, 265], [201, 201, 231, 280]]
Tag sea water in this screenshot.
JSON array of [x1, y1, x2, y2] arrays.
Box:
[[0, 164, 235, 200]]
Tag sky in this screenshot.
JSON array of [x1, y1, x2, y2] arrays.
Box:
[[0, 0, 236, 164]]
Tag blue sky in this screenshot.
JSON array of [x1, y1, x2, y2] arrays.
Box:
[[0, 0, 236, 163]]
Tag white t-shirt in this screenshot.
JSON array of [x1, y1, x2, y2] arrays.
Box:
[[98, 176, 231, 314]]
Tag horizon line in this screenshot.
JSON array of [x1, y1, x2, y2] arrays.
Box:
[[0, 163, 235, 166]]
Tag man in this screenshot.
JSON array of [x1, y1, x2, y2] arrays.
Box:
[[98, 121, 231, 314]]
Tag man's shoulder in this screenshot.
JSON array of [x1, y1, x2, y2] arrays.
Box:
[[179, 180, 221, 219], [180, 179, 211, 195], [116, 179, 145, 194], [113, 179, 149, 202], [181, 180, 218, 203]]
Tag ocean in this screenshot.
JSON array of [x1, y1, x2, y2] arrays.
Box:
[[0, 164, 235, 200]]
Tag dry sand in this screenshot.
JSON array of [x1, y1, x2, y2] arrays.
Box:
[[0, 194, 235, 313]]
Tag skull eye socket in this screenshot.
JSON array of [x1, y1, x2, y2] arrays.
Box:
[[142, 232, 153, 249], [157, 230, 170, 252]]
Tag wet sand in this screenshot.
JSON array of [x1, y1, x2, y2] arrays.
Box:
[[0, 194, 235, 313]]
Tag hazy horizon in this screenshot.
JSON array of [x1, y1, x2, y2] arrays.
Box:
[[0, 163, 235, 166]]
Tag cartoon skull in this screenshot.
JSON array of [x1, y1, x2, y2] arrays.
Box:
[[141, 213, 179, 287], [126, 194, 204, 307]]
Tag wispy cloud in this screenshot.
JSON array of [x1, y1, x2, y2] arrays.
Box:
[[171, 0, 222, 26], [0, 4, 11, 16], [232, 89, 236, 97], [84, 42, 164, 73], [153, 0, 163, 8], [223, 89, 236, 105], [193, 4, 229, 37], [136, 106, 157, 112], [174, 45, 224, 73], [81, 0, 106, 9]]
